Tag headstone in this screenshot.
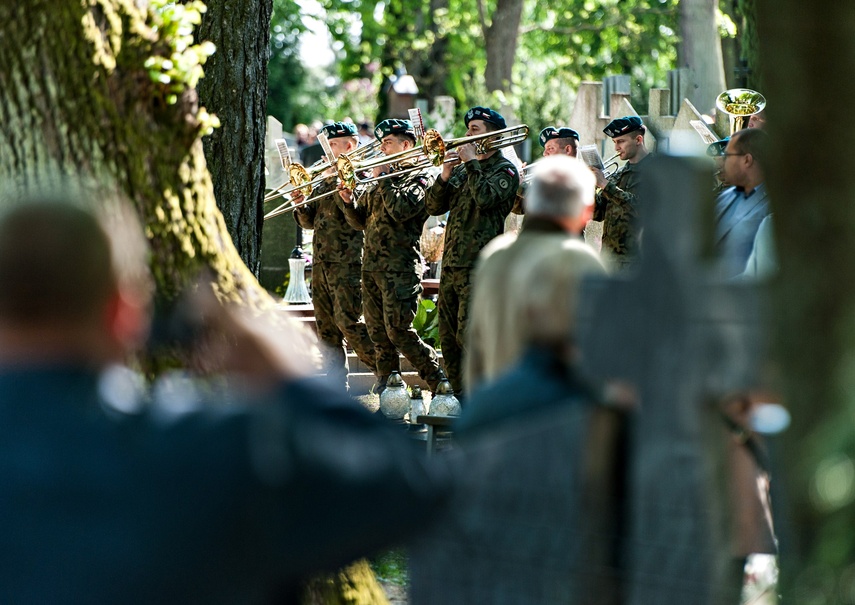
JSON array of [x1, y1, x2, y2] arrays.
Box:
[[408, 156, 770, 605], [574, 154, 769, 604]]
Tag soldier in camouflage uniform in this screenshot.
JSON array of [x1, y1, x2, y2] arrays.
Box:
[[513, 126, 583, 216], [592, 116, 652, 270], [425, 107, 520, 399], [338, 119, 446, 393], [290, 122, 377, 391]]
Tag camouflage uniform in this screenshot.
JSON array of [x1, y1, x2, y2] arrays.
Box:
[[339, 168, 445, 392], [593, 153, 651, 269], [294, 175, 376, 390], [426, 154, 520, 397]]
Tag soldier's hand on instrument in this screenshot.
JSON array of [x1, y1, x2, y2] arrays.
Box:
[[591, 167, 608, 189], [338, 187, 353, 204], [372, 163, 391, 178], [457, 143, 477, 163], [440, 152, 460, 181], [290, 189, 306, 205]]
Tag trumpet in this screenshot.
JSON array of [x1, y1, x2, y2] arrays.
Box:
[[263, 160, 338, 221], [601, 153, 620, 177], [716, 88, 766, 135]]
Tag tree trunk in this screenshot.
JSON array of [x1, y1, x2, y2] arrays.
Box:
[[197, 0, 272, 277], [482, 0, 524, 93], [412, 0, 451, 107], [0, 0, 268, 307], [0, 2, 386, 602], [678, 0, 726, 113], [755, 2, 855, 599]]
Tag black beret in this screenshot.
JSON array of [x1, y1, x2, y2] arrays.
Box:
[[706, 136, 731, 157], [320, 121, 358, 139], [464, 106, 506, 129], [539, 126, 580, 147], [603, 116, 644, 138], [374, 119, 415, 141]]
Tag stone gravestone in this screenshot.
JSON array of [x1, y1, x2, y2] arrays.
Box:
[[408, 156, 769, 605], [574, 154, 769, 604]]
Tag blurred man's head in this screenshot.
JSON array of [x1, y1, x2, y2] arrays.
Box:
[[721, 128, 768, 190], [0, 195, 150, 365], [526, 155, 595, 233]]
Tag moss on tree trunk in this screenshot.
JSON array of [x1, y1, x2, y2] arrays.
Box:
[[0, 0, 267, 307], [0, 2, 383, 601]]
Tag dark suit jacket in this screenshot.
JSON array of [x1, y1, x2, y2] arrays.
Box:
[[0, 365, 448, 603]]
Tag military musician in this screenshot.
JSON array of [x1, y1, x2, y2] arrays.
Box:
[[592, 116, 651, 270], [425, 106, 521, 399], [337, 119, 447, 395], [290, 122, 377, 391]]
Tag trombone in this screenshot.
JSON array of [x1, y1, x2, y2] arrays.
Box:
[[263, 180, 349, 221], [421, 125, 530, 166], [336, 124, 530, 189]]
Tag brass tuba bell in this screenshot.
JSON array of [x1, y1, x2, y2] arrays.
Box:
[[716, 88, 767, 135]]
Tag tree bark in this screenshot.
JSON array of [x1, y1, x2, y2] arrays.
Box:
[[678, 0, 726, 113], [0, 1, 268, 308], [755, 2, 855, 599], [482, 0, 524, 93], [197, 0, 272, 277]]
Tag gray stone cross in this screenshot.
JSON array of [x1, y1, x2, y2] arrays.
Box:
[[575, 154, 769, 604]]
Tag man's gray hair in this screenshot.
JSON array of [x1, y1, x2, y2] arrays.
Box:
[[526, 155, 595, 219]]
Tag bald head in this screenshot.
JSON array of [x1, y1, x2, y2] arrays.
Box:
[[526, 155, 595, 221]]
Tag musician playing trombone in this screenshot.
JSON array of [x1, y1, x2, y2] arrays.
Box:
[[337, 119, 447, 395], [425, 106, 521, 400], [592, 116, 652, 271], [290, 122, 378, 392]]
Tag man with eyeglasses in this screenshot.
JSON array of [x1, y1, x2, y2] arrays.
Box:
[[714, 128, 771, 278]]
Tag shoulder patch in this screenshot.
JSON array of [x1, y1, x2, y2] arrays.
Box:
[[417, 176, 428, 186], [498, 176, 511, 189], [505, 167, 515, 176]]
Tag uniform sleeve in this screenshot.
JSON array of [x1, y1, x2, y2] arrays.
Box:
[[463, 159, 520, 211], [593, 171, 638, 223], [293, 201, 316, 229], [338, 189, 369, 231], [425, 174, 452, 216], [379, 172, 433, 222]]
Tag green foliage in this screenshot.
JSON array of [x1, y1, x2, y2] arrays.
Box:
[[413, 298, 440, 349], [146, 0, 217, 128], [286, 0, 679, 136], [521, 0, 679, 110], [370, 549, 408, 586]]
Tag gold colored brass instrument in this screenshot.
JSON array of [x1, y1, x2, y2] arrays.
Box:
[[716, 88, 766, 135], [422, 125, 530, 166], [263, 178, 364, 221], [337, 146, 432, 189], [263, 159, 337, 221], [335, 124, 530, 190]]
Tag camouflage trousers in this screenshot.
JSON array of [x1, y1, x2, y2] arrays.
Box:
[[312, 261, 376, 391], [437, 266, 473, 397], [362, 270, 443, 391]]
